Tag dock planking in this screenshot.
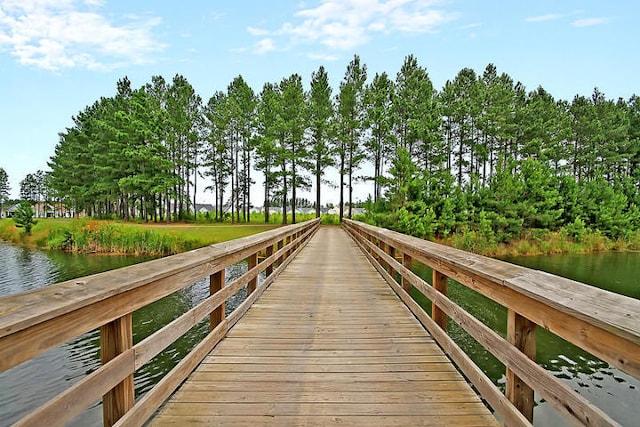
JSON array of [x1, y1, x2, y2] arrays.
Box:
[[150, 226, 497, 426]]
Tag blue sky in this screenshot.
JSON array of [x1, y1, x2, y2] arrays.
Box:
[[0, 0, 638, 202]]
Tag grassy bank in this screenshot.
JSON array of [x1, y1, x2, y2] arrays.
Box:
[[0, 218, 279, 256], [3, 216, 635, 258], [436, 228, 640, 257], [350, 214, 640, 257]]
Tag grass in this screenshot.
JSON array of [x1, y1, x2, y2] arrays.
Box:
[[438, 228, 640, 257], [4, 216, 636, 257], [0, 218, 281, 256]]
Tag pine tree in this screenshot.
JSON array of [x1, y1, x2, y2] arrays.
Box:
[[336, 55, 367, 219], [307, 66, 335, 217]]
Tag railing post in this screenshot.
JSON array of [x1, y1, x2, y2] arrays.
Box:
[[100, 314, 134, 426], [432, 270, 448, 331], [265, 245, 274, 276], [402, 254, 412, 293], [286, 235, 292, 258], [277, 239, 284, 265], [386, 244, 395, 276], [210, 270, 225, 330], [506, 309, 536, 422], [247, 253, 258, 294]]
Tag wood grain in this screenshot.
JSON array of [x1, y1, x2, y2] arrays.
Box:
[[149, 227, 497, 426]]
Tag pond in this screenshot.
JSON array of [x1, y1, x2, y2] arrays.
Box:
[[411, 251, 639, 426], [0, 241, 250, 426]]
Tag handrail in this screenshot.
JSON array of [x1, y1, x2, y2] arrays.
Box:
[[0, 218, 320, 426], [344, 219, 640, 427]]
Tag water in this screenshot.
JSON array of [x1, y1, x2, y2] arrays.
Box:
[[1, 242, 638, 426], [0, 241, 252, 426], [411, 251, 640, 426]]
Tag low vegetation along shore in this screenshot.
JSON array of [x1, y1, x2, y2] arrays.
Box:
[[1, 215, 638, 258], [0, 218, 280, 256]]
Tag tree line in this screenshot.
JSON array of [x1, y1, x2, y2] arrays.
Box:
[[25, 54, 640, 239]]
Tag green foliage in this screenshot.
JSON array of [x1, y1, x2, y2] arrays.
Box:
[[14, 201, 37, 235], [566, 217, 587, 243], [39, 56, 638, 253]]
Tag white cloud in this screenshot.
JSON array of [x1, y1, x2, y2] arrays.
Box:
[[525, 13, 563, 22], [247, 0, 458, 53], [0, 0, 165, 71], [572, 17, 608, 27], [254, 38, 275, 54]]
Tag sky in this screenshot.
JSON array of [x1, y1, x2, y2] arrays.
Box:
[[0, 0, 638, 204]]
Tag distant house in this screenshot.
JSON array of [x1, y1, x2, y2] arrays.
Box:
[[1, 202, 18, 218], [195, 204, 215, 215], [325, 205, 366, 216]]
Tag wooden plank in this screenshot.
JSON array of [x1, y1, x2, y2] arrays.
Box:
[[169, 390, 481, 403], [175, 380, 472, 393], [195, 363, 456, 373], [151, 414, 499, 426], [151, 227, 497, 426], [155, 401, 491, 416], [101, 314, 134, 427]]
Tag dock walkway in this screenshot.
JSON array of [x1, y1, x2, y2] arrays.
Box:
[[150, 227, 496, 426]]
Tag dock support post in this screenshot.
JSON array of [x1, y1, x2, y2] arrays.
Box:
[[247, 253, 258, 294], [506, 309, 536, 422], [210, 270, 225, 330], [402, 254, 412, 293], [100, 314, 134, 426], [432, 270, 448, 331]]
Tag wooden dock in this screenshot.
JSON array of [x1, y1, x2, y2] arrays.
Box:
[[150, 227, 497, 426]]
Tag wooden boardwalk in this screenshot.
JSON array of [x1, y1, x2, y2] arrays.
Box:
[[150, 227, 497, 426]]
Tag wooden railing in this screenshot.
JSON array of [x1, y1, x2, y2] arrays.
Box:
[[344, 219, 640, 427], [0, 218, 320, 427]]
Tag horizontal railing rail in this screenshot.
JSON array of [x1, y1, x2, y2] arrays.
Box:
[[0, 218, 320, 427], [344, 219, 640, 427]]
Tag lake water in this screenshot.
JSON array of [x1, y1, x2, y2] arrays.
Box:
[[0, 241, 250, 426], [411, 251, 639, 426], [0, 241, 638, 426]]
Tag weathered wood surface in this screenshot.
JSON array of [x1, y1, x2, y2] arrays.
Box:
[[344, 219, 640, 379], [150, 227, 497, 426], [345, 219, 628, 426], [0, 220, 317, 373]]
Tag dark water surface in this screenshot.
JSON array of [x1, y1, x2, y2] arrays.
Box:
[[412, 251, 639, 426], [0, 241, 250, 426], [1, 242, 638, 426]]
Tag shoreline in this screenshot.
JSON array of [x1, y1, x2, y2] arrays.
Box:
[[2, 218, 637, 258]]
